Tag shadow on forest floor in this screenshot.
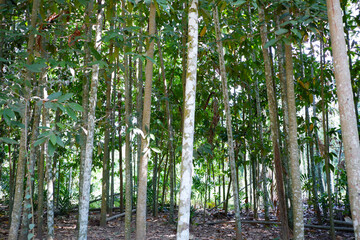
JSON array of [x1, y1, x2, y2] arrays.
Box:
[[0, 204, 356, 240]]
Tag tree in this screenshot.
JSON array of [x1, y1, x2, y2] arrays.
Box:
[[284, 31, 304, 240], [77, 1, 104, 238], [213, 3, 242, 239], [176, 0, 198, 238], [8, 0, 40, 238], [258, 4, 289, 239], [136, 1, 156, 239], [326, 0, 360, 238]]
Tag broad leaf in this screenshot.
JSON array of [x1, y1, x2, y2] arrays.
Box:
[[0, 137, 18, 144]]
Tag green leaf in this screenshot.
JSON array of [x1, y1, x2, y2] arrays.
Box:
[[48, 141, 56, 156], [34, 137, 46, 146], [275, 28, 288, 35], [151, 147, 162, 153], [0, 137, 18, 144], [55, 102, 66, 112], [68, 102, 84, 112], [56, 136, 64, 148], [264, 38, 278, 48], [27, 233, 34, 240], [291, 29, 302, 39], [27, 213, 33, 219], [4, 108, 15, 118], [25, 194, 31, 200], [232, 0, 246, 6], [29, 224, 35, 230], [65, 106, 77, 120], [50, 133, 57, 146], [0, 57, 8, 62], [24, 63, 47, 73], [56, 123, 66, 129], [11, 121, 25, 129], [48, 91, 62, 101], [44, 101, 58, 110], [90, 46, 102, 61], [57, 93, 73, 103]]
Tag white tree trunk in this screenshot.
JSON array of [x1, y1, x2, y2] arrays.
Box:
[[77, 1, 104, 239], [326, 0, 360, 238], [136, 2, 156, 239], [176, 0, 198, 239], [213, 4, 242, 239]]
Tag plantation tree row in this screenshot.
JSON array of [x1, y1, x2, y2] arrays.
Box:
[[0, 0, 360, 239]]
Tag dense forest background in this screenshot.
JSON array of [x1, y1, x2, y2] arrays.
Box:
[[0, 0, 360, 239]]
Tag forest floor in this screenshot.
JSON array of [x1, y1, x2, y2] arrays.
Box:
[[0, 204, 356, 239]]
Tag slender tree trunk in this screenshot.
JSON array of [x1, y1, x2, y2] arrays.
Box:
[[320, 36, 336, 239], [135, 2, 156, 239], [122, 1, 133, 239], [37, 121, 46, 238], [258, 5, 289, 239], [8, 0, 40, 237], [284, 33, 304, 239], [326, 0, 360, 238], [100, 61, 113, 227], [152, 149, 158, 217], [176, 0, 198, 238], [213, 4, 242, 239], [43, 100, 54, 240], [118, 92, 124, 213], [20, 72, 44, 240], [77, 1, 104, 238], [158, 39, 176, 222]]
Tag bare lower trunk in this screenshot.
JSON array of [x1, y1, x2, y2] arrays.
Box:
[[8, 0, 40, 238], [284, 39, 304, 240], [135, 2, 156, 239], [258, 5, 289, 239], [77, 1, 104, 238], [176, 1, 198, 238], [326, 0, 360, 238], [213, 4, 242, 239], [100, 61, 112, 227]]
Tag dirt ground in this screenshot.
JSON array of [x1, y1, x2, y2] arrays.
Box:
[[0, 207, 356, 239]]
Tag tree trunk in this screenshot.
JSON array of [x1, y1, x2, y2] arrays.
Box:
[[44, 101, 54, 240], [176, 0, 198, 238], [158, 39, 176, 222], [213, 4, 242, 239], [77, 1, 104, 238], [122, 1, 133, 239], [135, 2, 156, 239], [118, 92, 124, 213], [100, 59, 113, 227], [284, 34, 304, 239], [258, 5, 289, 239], [326, 0, 360, 238], [8, 0, 40, 237], [37, 118, 46, 238], [20, 71, 44, 240]]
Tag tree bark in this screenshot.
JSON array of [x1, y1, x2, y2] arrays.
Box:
[[100, 59, 113, 227], [77, 1, 104, 238], [158, 39, 175, 222], [326, 0, 360, 238], [8, 0, 40, 237], [122, 1, 133, 239], [176, 0, 198, 238], [213, 4, 242, 239], [284, 36, 304, 239], [258, 5, 289, 240], [135, 2, 156, 239]]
